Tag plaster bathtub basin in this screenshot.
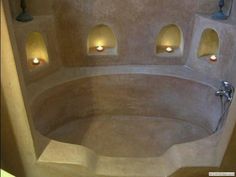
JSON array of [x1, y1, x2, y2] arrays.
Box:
[[30, 72, 227, 177]]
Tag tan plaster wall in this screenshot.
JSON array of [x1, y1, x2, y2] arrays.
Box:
[[2, 0, 236, 176], [13, 15, 62, 84], [186, 15, 236, 80], [1, 3, 37, 176], [8, 0, 236, 69], [1, 3, 78, 177], [53, 0, 198, 66], [8, 0, 236, 84], [6, 0, 202, 67], [1, 92, 25, 177]]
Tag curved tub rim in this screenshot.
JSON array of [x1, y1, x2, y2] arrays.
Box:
[[37, 128, 222, 177], [29, 72, 219, 104]]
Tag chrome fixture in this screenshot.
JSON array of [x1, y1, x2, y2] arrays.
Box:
[[212, 0, 233, 20], [214, 81, 234, 132], [212, 0, 227, 20], [16, 0, 33, 22], [215, 81, 234, 101]]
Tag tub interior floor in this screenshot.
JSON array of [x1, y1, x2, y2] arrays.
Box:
[[47, 116, 210, 157]]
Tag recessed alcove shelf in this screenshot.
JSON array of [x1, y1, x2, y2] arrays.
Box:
[[197, 28, 219, 62], [13, 15, 61, 83], [26, 32, 49, 70], [187, 13, 236, 80], [156, 24, 183, 57], [13, 16, 54, 72], [87, 24, 118, 56]]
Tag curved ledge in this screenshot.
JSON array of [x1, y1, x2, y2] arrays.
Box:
[[196, 13, 236, 26], [38, 131, 220, 177], [27, 65, 220, 103]]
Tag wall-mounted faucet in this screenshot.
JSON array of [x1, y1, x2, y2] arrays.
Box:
[[214, 81, 234, 132], [215, 81, 234, 101]]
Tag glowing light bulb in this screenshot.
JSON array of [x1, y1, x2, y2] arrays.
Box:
[[96, 46, 104, 52], [166, 47, 173, 53], [210, 55, 217, 61], [32, 57, 40, 65]]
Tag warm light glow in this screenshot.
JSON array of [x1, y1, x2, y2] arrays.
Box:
[[210, 55, 217, 61], [1, 169, 15, 177], [156, 24, 183, 54], [96, 40, 104, 47], [197, 29, 219, 58], [26, 32, 49, 63], [32, 57, 40, 65], [166, 47, 173, 53], [88, 24, 117, 55], [96, 46, 104, 52]]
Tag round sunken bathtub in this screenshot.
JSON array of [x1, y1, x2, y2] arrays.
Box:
[[31, 74, 221, 158]]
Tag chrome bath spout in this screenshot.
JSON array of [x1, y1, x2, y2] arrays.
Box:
[[215, 81, 234, 101], [214, 81, 234, 132]]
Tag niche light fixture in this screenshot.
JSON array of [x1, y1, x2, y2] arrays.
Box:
[[210, 55, 217, 61], [96, 45, 104, 52], [32, 57, 40, 65], [166, 47, 174, 53]]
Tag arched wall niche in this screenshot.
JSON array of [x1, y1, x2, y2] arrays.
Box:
[[26, 32, 49, 70], [156, 24, 183, 56], [87, 24, 117, 55], [197, 28, 219, 59]]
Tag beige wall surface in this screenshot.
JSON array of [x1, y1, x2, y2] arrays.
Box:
[[1, 93, 25, 177], [2, 0, 236, 177], [9, 0, 200, 67], [53, 0, 197, 66], [8, 0, 234, 68], [7, 0, 236, 85]]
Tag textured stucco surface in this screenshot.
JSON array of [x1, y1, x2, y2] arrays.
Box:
[[186, 14, 236, 80], [52, 0, 197, 66], [10, 0, 200, 68], [2, 0, 236, 177], [1, 93, 25, 177], [13, 15, 62, 84], [47, 115, 210, 157], [7, 0, 235, 85], [31, 75, 220, 136]]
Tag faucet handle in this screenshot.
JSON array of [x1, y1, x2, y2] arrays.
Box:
[[222, 81, 229, 87], [221, 81, 234, 100], [222, 81, 233, 89]]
